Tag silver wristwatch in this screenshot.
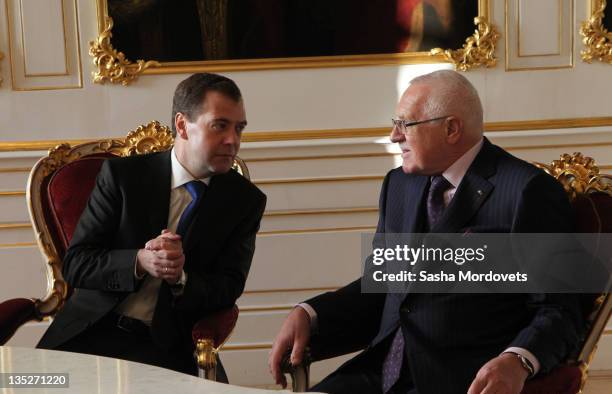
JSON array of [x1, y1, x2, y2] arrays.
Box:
[[510, 352, 535, 378]]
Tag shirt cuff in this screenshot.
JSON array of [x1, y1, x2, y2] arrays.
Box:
[[297, 303, 318, 331], [503, 347, 540, 375], [134, 255, 145, 280], [170, 270, 187, 297]]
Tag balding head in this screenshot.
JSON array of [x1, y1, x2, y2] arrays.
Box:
[[390, 70, 484, 175], [409, 70, 483, 141]]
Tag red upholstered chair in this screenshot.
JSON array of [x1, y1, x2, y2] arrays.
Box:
[[0, 121, 246, 380], [282, 153, 611, 393], [522, 153, 611, 394]]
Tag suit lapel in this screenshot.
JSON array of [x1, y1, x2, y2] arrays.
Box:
[[145, 151, 172, 237], [402, 175, 429, 233], [433, 139, 497, 233]]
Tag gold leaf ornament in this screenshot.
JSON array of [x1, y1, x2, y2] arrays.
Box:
[[41, 144, 81, 178], [89, 17, 160, 85], [96, 121, 174, 156], [537, 153, 611, 200], [430, 16, 500, 71], [580, 0, 612, 64]]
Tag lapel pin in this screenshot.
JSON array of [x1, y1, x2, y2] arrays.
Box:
[[477, 190, 483, 196]]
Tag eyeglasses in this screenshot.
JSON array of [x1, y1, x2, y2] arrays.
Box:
[[391, 115, 450, 134]]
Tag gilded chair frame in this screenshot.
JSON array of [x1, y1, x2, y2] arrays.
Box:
[[25, 120, 247, 379], [535, 153, 612, 392]]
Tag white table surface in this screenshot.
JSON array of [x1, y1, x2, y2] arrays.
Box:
[[0, 346, 294, 394]]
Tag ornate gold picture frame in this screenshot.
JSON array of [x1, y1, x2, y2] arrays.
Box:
[[580, 0, 612, 64], [90, 0, 499, 86]]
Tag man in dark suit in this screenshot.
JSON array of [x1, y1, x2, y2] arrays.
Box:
[[38, 73, 266, 380], [268, 70, 583, 393]]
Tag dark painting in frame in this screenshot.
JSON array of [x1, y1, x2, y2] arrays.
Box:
[[91, 0, 499, 85]]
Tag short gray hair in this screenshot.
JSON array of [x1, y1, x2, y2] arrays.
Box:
[[410, 70, 483, 129]]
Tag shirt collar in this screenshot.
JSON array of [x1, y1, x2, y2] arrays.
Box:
[[170, 148, 210, 189], [442, 138, 484, 189]]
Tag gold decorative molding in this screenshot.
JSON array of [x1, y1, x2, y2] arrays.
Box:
[[581, 0, 612, 64], [430, 16, 500, 71], [239, 305, 294, 313], [96, 121, 173, 156], [40, 143, 81, 178], [243, 286, 337, 295], [535, 152, 611, 200], [246, 152, 394, 163], [258, 226, 377, 237], [254, 175, 383, 186], [0, 191, 26, 196], [0, 242, 36, 248], [0, 222, 31, 230], [89, 16, 160, 85], [264, 207, 378, 217], [0, 167, 32, 173], [0, 139, 91, 152], [2, 116, 612, 152], [221, 343, 272, 351]]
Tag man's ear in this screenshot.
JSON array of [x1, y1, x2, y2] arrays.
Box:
[[445, 116, 462, 144], [175, 113, 189, 140]]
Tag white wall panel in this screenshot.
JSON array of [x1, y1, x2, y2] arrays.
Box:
[[0, 193, 28, 222], [518, 0, 561, 56], [260, 210, 378, 233], [257, 178, 381, 212], [0, 225, 34, 244], [21, 0, 67, 76], [0, 169, 28, 190], [505, 0, 573, 70], [0, 245, 46, 300], [5, 0, 81, 90], [239, 289, 337, 308], [247, 231, 364, 292]]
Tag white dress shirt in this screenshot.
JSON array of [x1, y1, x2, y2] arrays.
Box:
[[299, 138, 540, 374], [115, 148, 209, 324]]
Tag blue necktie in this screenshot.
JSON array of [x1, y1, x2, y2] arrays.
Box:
[[176, 180, 206, 237]]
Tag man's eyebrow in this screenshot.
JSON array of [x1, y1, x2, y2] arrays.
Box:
[[211, 117, 247, 124]]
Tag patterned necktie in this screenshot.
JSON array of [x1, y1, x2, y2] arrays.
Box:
[[382, 328, 405, 392], [426, 175, 452, 229], [381, 175, 451, 392], [176, 180, 206, 237]]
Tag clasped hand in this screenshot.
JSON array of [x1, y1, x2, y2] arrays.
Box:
[[136, 229, 185, 284]]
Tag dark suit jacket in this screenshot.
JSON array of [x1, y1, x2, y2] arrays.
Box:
[[38, 150, 266, 357], [308, 139, 583, 393]]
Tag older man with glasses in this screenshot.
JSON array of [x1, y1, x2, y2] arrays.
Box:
[[269, 70, 583, 394]]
